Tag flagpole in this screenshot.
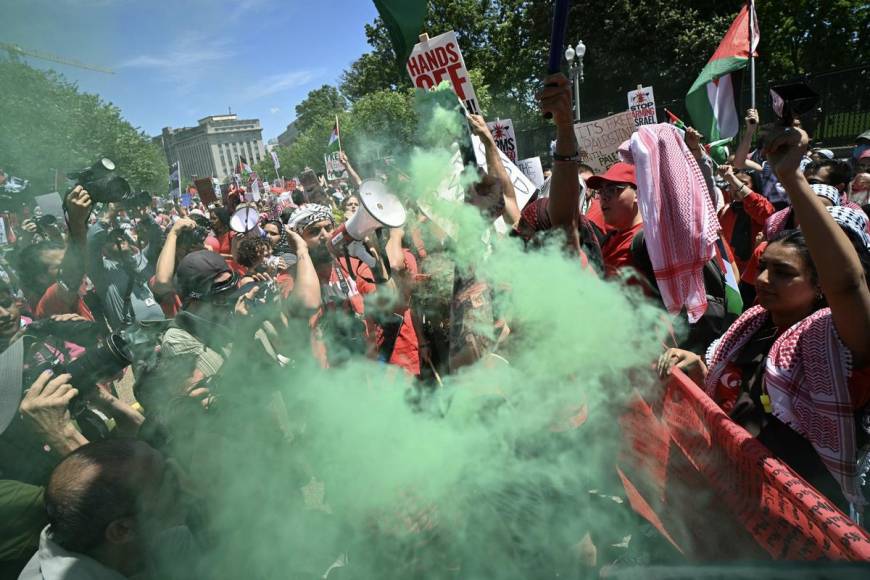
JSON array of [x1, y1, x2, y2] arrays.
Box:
[[335, 115, 343, 153], [748, 0, 756, 109]]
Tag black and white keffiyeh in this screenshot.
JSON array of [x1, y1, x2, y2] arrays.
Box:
[[287, 204, 334, 232], [827, 206, 870, 250]]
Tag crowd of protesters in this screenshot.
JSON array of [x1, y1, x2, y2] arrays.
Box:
[[0, 70, 869, 578]]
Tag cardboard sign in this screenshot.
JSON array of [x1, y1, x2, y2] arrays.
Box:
[[33, 192, 65, 219], [407, 31, 481, 115], [471, 135, 537, 210], [573, 111, 636, 174], [324, 152, 348, 182], [627, 85, 658, 128], [517, 157, 545, 188], [486, 119, 518, 163], [194, 178, 218, 205]]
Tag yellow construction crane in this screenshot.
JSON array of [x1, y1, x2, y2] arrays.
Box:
[[0, 42, 114, 74]]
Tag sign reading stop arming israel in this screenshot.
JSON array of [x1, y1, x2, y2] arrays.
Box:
[[486, 119, 518, 163], [406, 31, 481, 115], [627, 85, 657, 128]]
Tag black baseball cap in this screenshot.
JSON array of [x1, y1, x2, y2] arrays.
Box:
[[175, 250, 237, 303]]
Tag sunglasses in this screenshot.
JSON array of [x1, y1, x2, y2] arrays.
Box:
[[303, 224, 333, 237], [598, 183, 632, 198]]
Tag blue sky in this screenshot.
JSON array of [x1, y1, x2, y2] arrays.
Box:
[[4, 0, 379, 140]]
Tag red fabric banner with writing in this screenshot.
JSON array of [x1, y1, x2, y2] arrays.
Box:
[[618, 369, 870, 561]]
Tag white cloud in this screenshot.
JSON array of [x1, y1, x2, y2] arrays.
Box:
[[117, 34, 234, 91], [270, 107, 281, 114], [240, 70, 318, 101]]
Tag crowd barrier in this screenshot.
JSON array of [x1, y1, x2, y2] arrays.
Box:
[[618, 369, 870, 561]]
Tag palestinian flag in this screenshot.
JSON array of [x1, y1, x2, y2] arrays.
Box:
[[685, 2, 759, 142], [327, 119, 340, 152], [372, 0, 428, 63], [715, 238, 744, 316], [238, 157, 253, 178], [664, 109, 687, 132]]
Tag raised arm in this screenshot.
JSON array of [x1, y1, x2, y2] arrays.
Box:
[[466, 114, 521, 228], [56, 187, 92, 305], [153, 217, 196, 295], [769, 127, 870, 366], [338, 151, 363, 188], [285, 228, 321, 310], [537, 74, 579, 228], [733, 109, 763, 172], [685, 127, 720, 209]]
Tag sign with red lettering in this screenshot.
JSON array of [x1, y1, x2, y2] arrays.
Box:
[[406, 31, 481, 115], [627, 85, 658, 128], [486, 119, 518, 163]]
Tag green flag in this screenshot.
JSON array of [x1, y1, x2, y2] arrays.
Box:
[[372, 0, 428, 63]]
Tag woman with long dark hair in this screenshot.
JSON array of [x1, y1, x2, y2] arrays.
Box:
[[659, 127, 870, 511]]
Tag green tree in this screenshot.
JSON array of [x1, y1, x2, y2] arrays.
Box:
[[293, 85, 347, 134], [342, 0, 867, 151], [0, 57, 167, 195]]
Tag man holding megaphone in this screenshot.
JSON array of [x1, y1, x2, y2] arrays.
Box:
[[287, 179, 409, 367]]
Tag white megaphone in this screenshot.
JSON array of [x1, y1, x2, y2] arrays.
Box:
[[229, 203, 261, 234], [328, 179, 406, 256]]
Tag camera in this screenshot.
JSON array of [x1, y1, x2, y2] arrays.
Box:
[[231, 279, 279, 310], [27, 319, 133, 397], [177, 213, 210, 248], [67, 158, 133, 204]]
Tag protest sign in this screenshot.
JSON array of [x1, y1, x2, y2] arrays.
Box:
[[407, 31, 481, 115], [627, 85, 658, 128], [574, 111, 636, 174], [324, 151, 348, 182], [194, 178, 218, 205], [471, 135, 537, 211], [0, 216, 8, 245], [517, 157, 545, 188], [180, 193, 192, 208], [34, 193, 65, 219], [486, 119, 518, 163]]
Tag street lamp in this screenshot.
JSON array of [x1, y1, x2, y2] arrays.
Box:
[[565, 40, 586, 122]]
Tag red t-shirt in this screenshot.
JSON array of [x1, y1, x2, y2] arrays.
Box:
[[601, 222, 643, 278], [719, 192, 770, 273], [584, 197, 609, 233], [311, 255, 420, 375], [33, 283, 94, 321], [148, 275, 181, 318], [377, 250, 420, 375], [216, 231, 234, 256]]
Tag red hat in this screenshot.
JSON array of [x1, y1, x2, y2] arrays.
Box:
[[585, 162, 636, 190]]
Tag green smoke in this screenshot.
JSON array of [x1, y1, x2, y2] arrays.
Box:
[[155, 83, 669, 580]]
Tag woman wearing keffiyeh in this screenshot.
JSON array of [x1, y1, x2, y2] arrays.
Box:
[[659, 126, 870, 512]]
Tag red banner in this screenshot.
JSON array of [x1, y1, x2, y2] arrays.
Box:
[[619, 369, 870, 561]]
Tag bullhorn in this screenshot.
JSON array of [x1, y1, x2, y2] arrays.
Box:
[[328, 179, 406, 255], [229, 203, 261, 234]]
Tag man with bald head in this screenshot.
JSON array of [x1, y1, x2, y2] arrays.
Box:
[[18, 439, 196, 580]]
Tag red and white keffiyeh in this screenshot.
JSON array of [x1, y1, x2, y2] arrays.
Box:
[[619, 124, 719, 322], [704, 305, 862, 506]]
